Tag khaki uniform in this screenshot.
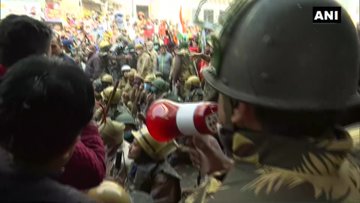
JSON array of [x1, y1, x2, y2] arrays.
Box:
[[187, 128, 360, 203], [127, 127, 182, 203], [170, 50, 194, 99], [123, 81, 133, 95], [119, 78, 128, 91], [148, 50, 158, 72], [137, 52, 153, 78]]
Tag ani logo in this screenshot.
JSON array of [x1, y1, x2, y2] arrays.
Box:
[[313, 7, 341, 23]]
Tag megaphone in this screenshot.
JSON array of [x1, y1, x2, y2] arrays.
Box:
[[146, 99, 218, 142]]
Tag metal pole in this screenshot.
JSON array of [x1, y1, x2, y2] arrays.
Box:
[[132, 0, 134, 18]]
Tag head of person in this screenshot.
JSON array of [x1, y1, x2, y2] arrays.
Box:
[[185, 75, 201, 91], [146, 41, 154, 52], [100, 74, 114, 89], [151, 78, 169, 96], [86, 45, 97, 56], [50, 34, 64, 57], [128, 126, 177, 162], [127, 69, 137, 84], [135, 44, 144, 55], [134, 74, 144, 88], [101, 86, 121, 106], [99, 118, 125, 148], [0, 15, 53, 68], [115, 112, 137, 143], [159, 45, 167, 55], [0, 56, 94, 170], [138, 12, 145, 20], [144, 74, 156, 93], [88, 181, 131, 203], [203, 0, 360, 138], [121, 65, 131, 78]]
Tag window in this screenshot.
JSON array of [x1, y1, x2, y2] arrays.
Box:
[[136, 5, 149, 18], [204, 9, 214, 23], [218, 10, 226, 23]]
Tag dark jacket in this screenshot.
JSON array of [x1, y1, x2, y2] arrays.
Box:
[[59, 53, 77, 65], [85, 53, 103, 81], [0, 148, 94, 203], [157, 52, 172, 80], [59, 121, 106, 190]]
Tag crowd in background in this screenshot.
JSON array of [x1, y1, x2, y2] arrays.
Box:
[[0, 9, 214, 203]]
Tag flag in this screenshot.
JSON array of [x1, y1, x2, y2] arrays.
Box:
[[179, 6, 187, 34]]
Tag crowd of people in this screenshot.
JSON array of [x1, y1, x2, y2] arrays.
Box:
[[0, 0, 360, 203]]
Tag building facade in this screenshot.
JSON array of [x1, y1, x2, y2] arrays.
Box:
[[116, 0, 233, 24]]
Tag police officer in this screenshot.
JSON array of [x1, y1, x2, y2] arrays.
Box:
[[170, 41, 195, 99], [99, 118, 132, 184], [136, 44, 153, 78], [190, 0, 360, 202], [119, 65, 131, 90], [116, 111, 137, 143], [94, 73, 114, 94], [185, 75, 204, 102], [127, 126, 181, 203], [95, 86, 125, 120]]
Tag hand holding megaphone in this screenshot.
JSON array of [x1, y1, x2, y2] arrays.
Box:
[[146, 99, 218, 142]]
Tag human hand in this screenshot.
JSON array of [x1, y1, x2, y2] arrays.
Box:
[[187, 135, 233, 176]]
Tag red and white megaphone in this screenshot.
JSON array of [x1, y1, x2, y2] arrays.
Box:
[[146, 99, 218, 142]]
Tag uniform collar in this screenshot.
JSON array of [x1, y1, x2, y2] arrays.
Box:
[[231, 127, 353, 175]]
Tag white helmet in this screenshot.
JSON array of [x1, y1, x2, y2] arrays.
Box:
[[121, 65, 131, 72]]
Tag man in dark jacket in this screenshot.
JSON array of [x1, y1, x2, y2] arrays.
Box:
[[156, 45, 172, 81], [0, 56, 95, 202], [85, 45, 103, 81], [50, 34, 77, 65]]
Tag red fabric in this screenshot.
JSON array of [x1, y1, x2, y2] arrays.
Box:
[[189, 46, 199, 53], [59, 121, 106, 190], [144, 22, 154, 40], [164, 37, 170, 46], [0, 64, 7, 77]]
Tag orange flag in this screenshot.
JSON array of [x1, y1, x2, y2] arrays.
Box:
[[179, 6, 187, 33]]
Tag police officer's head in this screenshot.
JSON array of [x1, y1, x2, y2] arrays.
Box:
[[129, 126, 177, 162], [0, 56, 94, 167], [0, 15, 53, 68], [203, 0, 360, 136], [99, 118, 125, 148], [88, 181, 131, 203], [185, 75, 201, 91], [101, 74, 114, 89]]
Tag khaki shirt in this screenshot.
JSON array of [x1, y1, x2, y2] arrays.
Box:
[[137, 52, 153, 78], [187, 128, 360, 203]]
